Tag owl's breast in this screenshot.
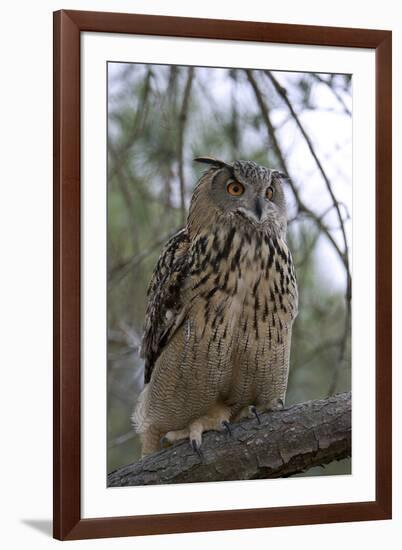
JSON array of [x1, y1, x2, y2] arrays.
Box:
[[187, 228, 298, 353]]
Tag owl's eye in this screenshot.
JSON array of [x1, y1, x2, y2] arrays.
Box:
[[226, 181, 245, 196], [266, 186, 274, 201]]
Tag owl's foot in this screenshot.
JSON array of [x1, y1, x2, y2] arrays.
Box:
[[232, 405, 261, 423], [265, 398, 285, 411], [160, 427, 205, 460], [233, 398, 285, 424], [255, 398, 285, 419], [253, 399, 285, 423], [188, 402, 231, 455], [161, 427, 190, 448]]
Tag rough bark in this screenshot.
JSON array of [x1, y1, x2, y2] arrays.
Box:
[[107, 392, 351, 486]]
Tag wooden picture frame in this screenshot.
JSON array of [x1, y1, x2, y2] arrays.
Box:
[[53, 9, 392, 540]]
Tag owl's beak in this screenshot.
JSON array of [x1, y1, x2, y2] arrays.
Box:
[[237, 197, 268, 224], [254, 197, 264, 221]]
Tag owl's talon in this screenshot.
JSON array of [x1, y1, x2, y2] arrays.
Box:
[[222, 420, 232, 436], [160, 435, 169, 449], [191, 439, 203, 459], [251, 405, 261, 424], [267, 398, 285, 412]]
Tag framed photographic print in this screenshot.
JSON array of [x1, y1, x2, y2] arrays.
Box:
[[53, 10, 392, 540]]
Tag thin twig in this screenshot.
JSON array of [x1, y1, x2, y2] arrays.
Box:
[[295, 228, 321, 270], [108, 232, 173, 288], [312, 74, 352, 116], [109, 431, 136, 448], [178, 67, 195, 225]]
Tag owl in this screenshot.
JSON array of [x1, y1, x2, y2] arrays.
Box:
[[132, 157, 298, 457]]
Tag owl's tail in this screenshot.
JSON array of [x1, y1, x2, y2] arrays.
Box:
[[131, 384, 151, 434]]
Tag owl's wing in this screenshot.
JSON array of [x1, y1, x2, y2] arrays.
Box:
[[140, 227, 191, 384]]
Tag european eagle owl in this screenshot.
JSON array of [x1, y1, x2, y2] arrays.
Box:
[[133, 157, 298, 456]]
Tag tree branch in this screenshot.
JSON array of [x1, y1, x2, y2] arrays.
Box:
[[177, 67, 195, 225], [108, 392, 351, 486]]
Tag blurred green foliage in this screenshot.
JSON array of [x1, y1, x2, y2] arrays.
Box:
[[107, 64, 351, 477]]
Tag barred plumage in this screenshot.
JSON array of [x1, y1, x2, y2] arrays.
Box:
[[133, 157, 298, 456]]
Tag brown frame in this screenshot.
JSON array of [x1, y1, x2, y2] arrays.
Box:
[[53, 9, 392, 540]]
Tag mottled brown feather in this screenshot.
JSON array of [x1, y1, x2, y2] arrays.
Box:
[[141, 227, 190, 384]]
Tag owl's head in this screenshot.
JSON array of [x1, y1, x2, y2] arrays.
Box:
[[190, 156, 288, 237]]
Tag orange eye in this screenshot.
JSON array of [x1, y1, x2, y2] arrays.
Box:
[[226, 181, 245, 196], [266, 186, 274, 200]]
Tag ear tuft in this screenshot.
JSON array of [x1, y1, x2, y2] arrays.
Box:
[[193, 156, 232, 170]]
